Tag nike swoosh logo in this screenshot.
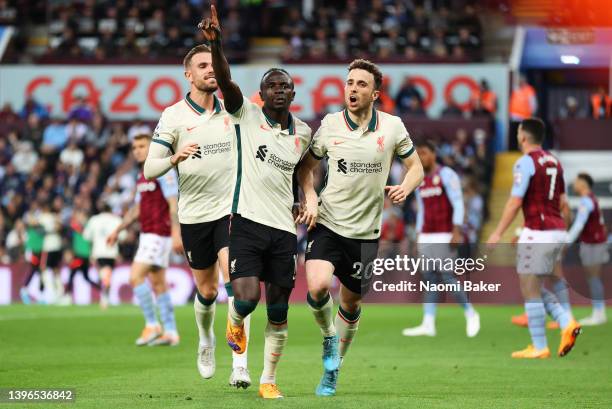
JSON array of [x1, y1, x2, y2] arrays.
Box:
[[187, 126, 197, 131], [260, 125, 271, 131], [333, 141, 345, 145]]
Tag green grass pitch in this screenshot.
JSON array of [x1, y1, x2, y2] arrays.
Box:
[[1, 304, 611, 408]]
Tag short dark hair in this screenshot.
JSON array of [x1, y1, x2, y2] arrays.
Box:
[[183, 44, 211, 69], [520, 118, 546, 144], [577, 172, 594, 188], [348, 59, 383, 90], [415, 139, 437, 153], [260, 68, 293, 90]]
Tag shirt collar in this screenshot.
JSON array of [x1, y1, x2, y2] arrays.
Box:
[[185, 92, 222, 115], [263, 109, 296, 135], [343, 108, 378, 132]]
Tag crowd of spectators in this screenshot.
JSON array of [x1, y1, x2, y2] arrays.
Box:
[[281, 1, 483, 63], [0, 97, 151, 264], [1, 0, 483, 64], [1, 0, 251, 63], [382, 77, 497, 119]]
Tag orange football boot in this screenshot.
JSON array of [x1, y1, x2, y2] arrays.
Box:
[[558, 320, 582, 357], [511, 345, 551, 359]]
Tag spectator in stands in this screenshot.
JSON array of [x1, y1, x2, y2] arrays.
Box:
[[559, 96, 585, 119], [68, 96, 94, 123], [590, 86, 611, 119], [509, 75, 537, 121], [20, 97, 49, 120], [401, 96, 426, 118], [0, 104, 19, 137], [470, 97, 491, 118], [471, 79, 497, 115], [60, 139, 85, 170], [0, 0, 17, 25], [441, 98, 466, 117], [65, 117, 90, 145], [41, 118, 68, 154], [12, 142, 38, 176], [395, 78, 423, 115], [0, 137, 12, 167], [376, 77, 396, 114], [55, 27, 81, 57], [21, 113, 45, 146]]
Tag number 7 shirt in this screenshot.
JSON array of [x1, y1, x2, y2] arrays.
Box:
[[511, 148, 566, 231]]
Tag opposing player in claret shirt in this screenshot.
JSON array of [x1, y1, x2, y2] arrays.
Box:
[[108, 134, 182, 347], [402, 140, 480, 338], [566, 173, 609, 326], [488, 118, 581, 358]]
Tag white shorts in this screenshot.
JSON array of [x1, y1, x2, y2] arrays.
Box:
[[417, 232, 456, 272], [134, 233, 172, 268], [517, 228, 566, 275], [579, 243, 610, 266]]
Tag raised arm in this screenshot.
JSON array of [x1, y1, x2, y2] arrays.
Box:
[[199, 4, 243, 114]]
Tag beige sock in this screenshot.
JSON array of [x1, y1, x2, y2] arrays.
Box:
[[308, 294, 336, 337], [194, 296, 216, 347], [259, 322, 288, 385], [335, 308, 360, 358]]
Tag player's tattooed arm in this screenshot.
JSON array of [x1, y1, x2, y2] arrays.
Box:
[[166, 196, 184, 253], [386, 152, 424, 204], [199, 2, 243, 114], [107, 204, 140, 246], [295, 152, 320, 231]]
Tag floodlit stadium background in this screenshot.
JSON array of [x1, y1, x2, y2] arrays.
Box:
[[0, 0, 610, 305]]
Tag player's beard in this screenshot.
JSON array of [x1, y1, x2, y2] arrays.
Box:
[[194, 79, 218, 94]]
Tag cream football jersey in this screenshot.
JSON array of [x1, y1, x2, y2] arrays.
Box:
[[310, 108, 415, 239], [152, 93, 235, 224], [229, 97, 312, 234]]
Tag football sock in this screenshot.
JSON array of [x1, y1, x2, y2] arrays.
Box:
[[194, 291, 216, 347], [230, 298, 258, 326], [260, 321, 288, 385], [525, 299, 547, 350], [336, 305, 360, 358], [307, 292, 336, 337], [134, 282, 158, 326], [440, 271, 471, 310], [423, 271, 439, 319], [588, 277, 605, 313], [552, 279, 571, 313], [541, 288, 571, 329], [157, 291, 177, 333]]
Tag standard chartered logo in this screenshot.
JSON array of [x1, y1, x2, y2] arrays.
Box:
[[190, 142, 231, 159], [256, 145, 268, 161], [256, 145, 294, 172], [337, 158, 382, 174]]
